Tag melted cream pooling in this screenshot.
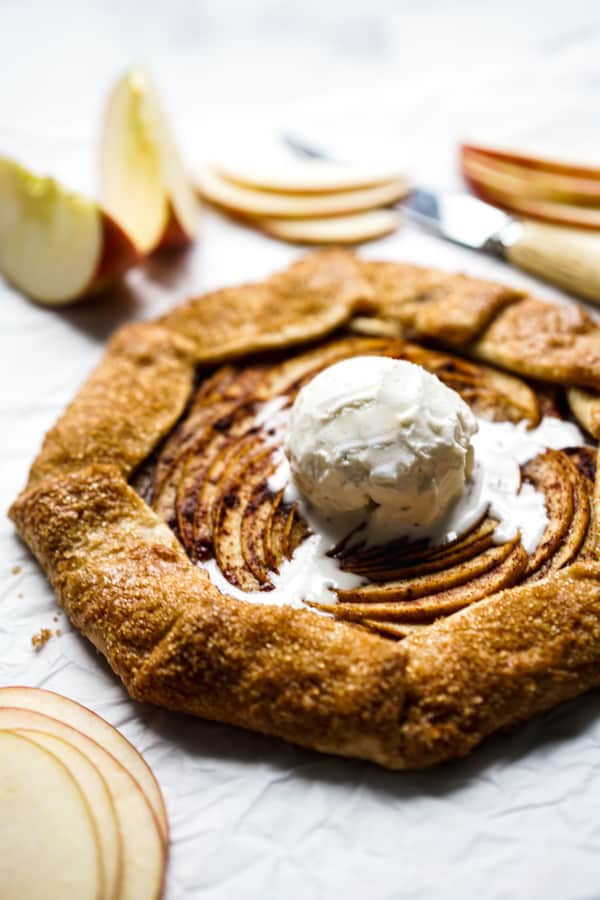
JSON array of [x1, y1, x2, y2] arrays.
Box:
[[199, 411, 584, 608]]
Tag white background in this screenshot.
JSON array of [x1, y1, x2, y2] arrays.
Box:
[[2, 2, 600, 898]]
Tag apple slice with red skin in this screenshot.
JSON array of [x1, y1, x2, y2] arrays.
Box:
[[100, 67, 199, 254], [461, 146, 600, 206], [0, 158, 140, 305], [461, 142, 600, 180], [0, 685, 168, 843], [0, 730, 103, 900], [0, 705, 166, 900], [463, 170, 600, 230]]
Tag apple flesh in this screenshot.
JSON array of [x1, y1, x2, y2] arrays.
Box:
[[101, 67, 199, 254], [460, 146, 600, 230], [0, 730, 102, 900], [214, 156, 407, 195], [461, 142, 600, 180], [463, 173, 600, 230], [0, 685, 168, 843], [197, 165, 408, 220], [259, 208, 401, 244], [0, 705, 166, 900], [0, 157, 139, 305], [462, 147, 600, 206], [17, 729, 122, 900]]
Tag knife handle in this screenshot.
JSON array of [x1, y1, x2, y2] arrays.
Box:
[[504, 220, 600, 305]]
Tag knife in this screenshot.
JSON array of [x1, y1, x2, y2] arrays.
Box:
[[284, 134, 600, 305]]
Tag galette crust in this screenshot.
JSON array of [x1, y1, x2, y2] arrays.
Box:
[[10, 250, 600, 768]]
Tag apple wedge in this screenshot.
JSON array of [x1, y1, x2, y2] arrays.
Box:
[[0, 685, 168, 843], [0, 158, 140, 305], [0, 706, 166, 900], [16, 729, 121, 900], [258, 208, 401, 244], [197, 165, 409, 219], [461, 147, 600, 206], [461, 142, 600, 180], [0, 730, 102, 900], [214, 157, 407, 195], [101, 67, 199, 253]]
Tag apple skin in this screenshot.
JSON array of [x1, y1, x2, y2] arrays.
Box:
[[461, 147, 600, 206], [95, 212, 142, 288], [156, 204, 195, 250], [463, 170, 600, 230], [0, 157, 141, 306], [461, 142, 600, 180], [100, 68, 200, 256]]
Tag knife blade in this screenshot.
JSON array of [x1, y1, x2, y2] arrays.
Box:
[[283, 134, 600, 305]]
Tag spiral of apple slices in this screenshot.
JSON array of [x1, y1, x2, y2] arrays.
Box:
[[131, 335, 596, 638]]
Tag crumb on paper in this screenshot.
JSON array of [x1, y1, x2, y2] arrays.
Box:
[[31, 628, 53, 650], [11, 564, 21, 575], [17, 593, 23, 599]]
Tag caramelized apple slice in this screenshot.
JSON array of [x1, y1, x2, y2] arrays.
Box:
[[527, 452, 591, 581], [522, 450, 574, 577], [321, 538, 527, 623], [337, 539, 514, 605], [213, 446, 276, 591]]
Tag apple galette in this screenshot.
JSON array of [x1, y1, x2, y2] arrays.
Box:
[[11, 250, 600, 768]]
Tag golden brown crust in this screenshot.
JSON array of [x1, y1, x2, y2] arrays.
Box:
[[361, 260, 600, 389], [10, 464, 600, 768], [471, 297, 600, 388], [10, 250, 600, 768], [567, 386, 600, 439], [158, 249, 372, 363], [399, 563, 600, 766], [361, 261, 523, 346], [10, 464, 410, 767], [29, 324, 197, 485]]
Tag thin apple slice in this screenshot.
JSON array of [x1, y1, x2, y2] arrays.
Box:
[[463, 170, 600, 230], [0, 158, 138, 305], [0, 687, 167, 844], [15, 729, 121, 900], [214, 157, 406, 195], [461, 143, 600, 180], [197, 165, 409, 219], [0, 706, 165, 900], [257, 209, 401, 244], [0, 730, 102, 900], [461, 147, 600, 205], [101, 67, 199, 253]]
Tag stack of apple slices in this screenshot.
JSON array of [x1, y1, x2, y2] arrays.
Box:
[[0, 67, 199, 307], [0, 686, 167, 900], [461, 144, 600, 230], [196, 157, 409, 245]]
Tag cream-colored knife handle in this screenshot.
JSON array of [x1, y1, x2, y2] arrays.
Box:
[[502, 220, 600, 304]]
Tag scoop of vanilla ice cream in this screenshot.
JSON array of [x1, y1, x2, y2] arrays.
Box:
[[284, 356, 477, 533]]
